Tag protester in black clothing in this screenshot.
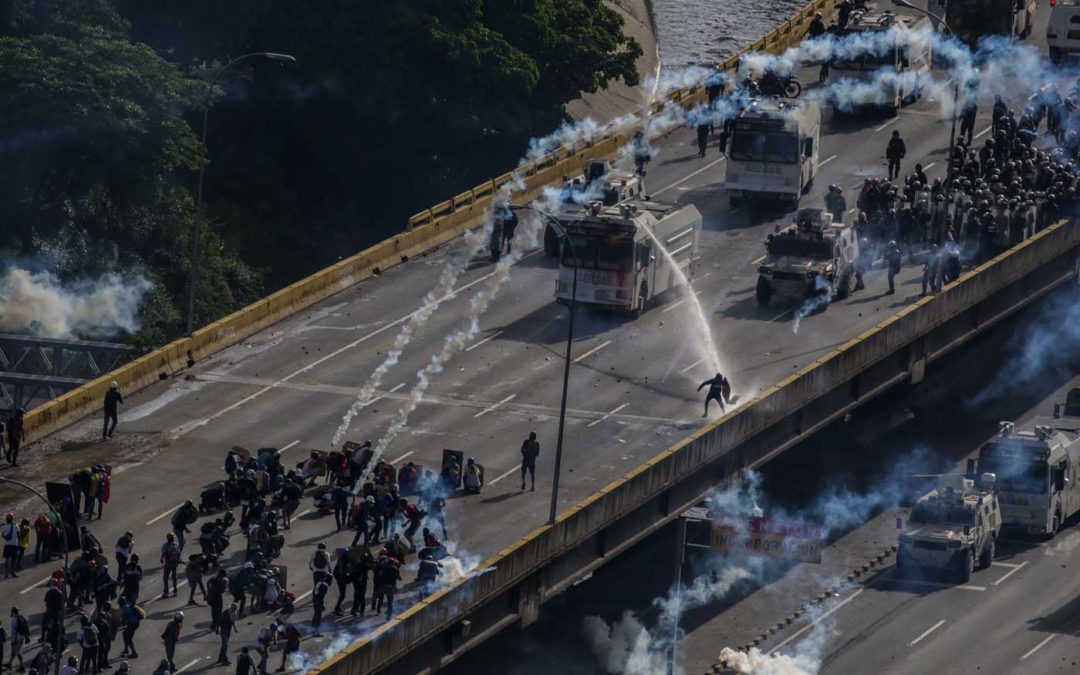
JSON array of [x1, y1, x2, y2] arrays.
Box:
[[520, 432, 540, 491], [886, 130, 906, 181], [4, 409, 24, 466], [697, 374, 732, 417], [102, 382, 123, 439]]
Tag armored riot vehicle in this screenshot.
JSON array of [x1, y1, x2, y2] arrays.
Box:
[[544, 159, 646, 257], [756, 208, 859, 308], [896, 473, 1001, 583]]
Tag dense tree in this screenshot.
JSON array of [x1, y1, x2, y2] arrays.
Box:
[[1, 0, 640, 345], [0, 0, 261, 343]]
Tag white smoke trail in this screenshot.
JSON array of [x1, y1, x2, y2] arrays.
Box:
[[329, 216, 496, 447], [367, 215, 544, 465], [584, 566, 752, 675], [0, 267, 153, 338]]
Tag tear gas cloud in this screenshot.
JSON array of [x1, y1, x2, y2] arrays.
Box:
[[330, 213, 495, 448], [586, 453, 940, 675], [0, 266, 152, 339], [969, 288, 1080, 406], [368, 215, 544, 466]]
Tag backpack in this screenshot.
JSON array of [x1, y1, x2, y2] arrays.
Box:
[[16, 614, 29, 637], [82, 624, 98, 647], [314, 550, 329, 569], [134, 605, 147, 619], [165, 543, 181, 564]]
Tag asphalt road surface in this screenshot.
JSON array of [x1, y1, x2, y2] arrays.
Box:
[[0, 4, 1061, 672]]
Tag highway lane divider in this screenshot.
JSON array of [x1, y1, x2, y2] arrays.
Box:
[[21, 0, 834, 444]]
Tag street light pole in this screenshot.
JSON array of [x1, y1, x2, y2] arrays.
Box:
[[509, 205, 582, 526], [186, 52, 297, 336], [0, 477, 68, 675], [892, 0, 960, 242]]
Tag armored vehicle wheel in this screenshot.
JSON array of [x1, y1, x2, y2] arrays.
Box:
[[979, 535, 995, 569], [756, 276, 771, 307], [836, 269, 852, 300], [956, 548, 974, 583], [1048, 511, 1061, 539], [784, 80, 802, 98], [634, 282, 648, 318]]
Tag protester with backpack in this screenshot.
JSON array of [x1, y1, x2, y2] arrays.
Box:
[[276, 622, 302, 673], [169, 501, 197, 553], [117, 596, 143, 659], [9, 607, 29, 671], [159, 534, 181, 598], [76, 615, 99, 675], [92, 604, 115, 671]]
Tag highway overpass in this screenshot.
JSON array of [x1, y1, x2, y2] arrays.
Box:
[[5, 1, 1079, 674]]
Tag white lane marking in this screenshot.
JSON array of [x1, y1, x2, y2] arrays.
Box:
[[908, 619, 946, 646], [20, 573, 51, 595], [169, 257, 536, 439], [294, 589, 314, 603], [993, 560, 1029, 585], [847, 208, 857, 214], [819, 154, 838, 166], [359, 383, 406, 410], [390, 451, 415, 465], [572, 340, 612, 363], [922, 162, 937, 171], [652, 157, 727, 196], [751, 255, 766, 265], [175, 658, 202, 674], [465, 331, 503, 352], [769, 589, 864, 654], [488, 465, 520, 486], [700, 271, 713, 279], [474, 394, 516, 418], [991, 561, 1021, 569], [588, 403, 630, 428], [294, 508, 314, 519], [874, 118, 899, 132], [973, 125, 992, 140], [147, 501, 184, 526], [679, 358, 707, 374], [1020, 634, 1056, 661], [662, 297, 690, 313], [768, 308, 794, 322]]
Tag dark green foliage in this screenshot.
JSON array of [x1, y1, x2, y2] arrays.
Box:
[[1, 0, 639, 344]]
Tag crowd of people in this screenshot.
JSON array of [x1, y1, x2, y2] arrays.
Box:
[[0, 438, 475, 675]]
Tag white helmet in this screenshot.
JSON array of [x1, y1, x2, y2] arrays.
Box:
[[110, 381, 118, 390], [174, 612, 184, 621]]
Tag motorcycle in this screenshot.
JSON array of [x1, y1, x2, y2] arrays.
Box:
[[756, 73, 802, 99]]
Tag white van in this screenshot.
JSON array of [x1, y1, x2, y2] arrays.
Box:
[[1048, 0, 1080, 64]]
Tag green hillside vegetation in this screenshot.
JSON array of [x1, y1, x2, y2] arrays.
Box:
[[0, 0, 641, 345]]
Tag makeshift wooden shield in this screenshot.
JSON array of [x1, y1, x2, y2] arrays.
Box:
[[44, 481, 80, 550]]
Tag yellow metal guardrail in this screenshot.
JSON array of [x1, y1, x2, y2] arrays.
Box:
[[21, 0, 833, 444]]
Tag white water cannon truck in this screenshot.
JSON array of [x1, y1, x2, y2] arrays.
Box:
[[975, 388, 1080, 536], [544, 159, 646, 257], [724, 98, 821, 208], [554, 200, 701, 316], [828, 9, 931, 115]]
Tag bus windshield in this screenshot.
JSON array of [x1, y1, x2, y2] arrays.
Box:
[[561, 236, 633, 273], [978, 458, 1048, 494], [729, 128, 799, 164]]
